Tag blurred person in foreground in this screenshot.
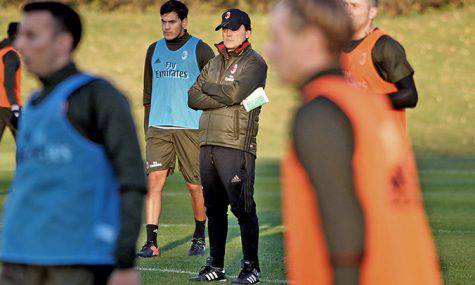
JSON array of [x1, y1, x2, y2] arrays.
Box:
[[341, 0, 418, 133], [138, 0, 214, 258], [265, 0, 442, 284], [0, 22, 21, 142], [0, 2, 146, 285], [188, 8, 267, 284]]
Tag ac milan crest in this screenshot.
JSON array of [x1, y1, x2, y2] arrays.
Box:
[[230, 64, 238, 74]]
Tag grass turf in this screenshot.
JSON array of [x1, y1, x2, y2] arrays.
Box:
[[0, 155, 474, 284]]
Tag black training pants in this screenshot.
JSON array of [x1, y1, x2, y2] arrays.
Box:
[[200, 145, 259, 270]]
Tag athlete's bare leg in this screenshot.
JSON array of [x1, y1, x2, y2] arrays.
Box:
[[186, 183, 206, 221], [146, 169, 168, 225]]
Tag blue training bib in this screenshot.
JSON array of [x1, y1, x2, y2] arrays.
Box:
[[149, 36, 202, 129], [1, 73, 120, 265]]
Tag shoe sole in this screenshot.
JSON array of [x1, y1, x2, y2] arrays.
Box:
[[187, 247, 206, 256], [232, 279, 259, 284], [136, 253, 160, 258], [190, 278, 227, 282], [188, 251, 206, 257]]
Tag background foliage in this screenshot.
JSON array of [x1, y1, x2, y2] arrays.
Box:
[[0, 3, 474, 284], [0, 0, 474, 15]]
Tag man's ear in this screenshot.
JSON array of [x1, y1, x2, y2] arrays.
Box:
[[182, 17, 188, 29], [245, 30, 251, 39], [56, 33, 74, 54], [369, 6, 378, 21], [303, 26, 328, 55]]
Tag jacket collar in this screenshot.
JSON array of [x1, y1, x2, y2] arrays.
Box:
[[215, 40, 251, 59]]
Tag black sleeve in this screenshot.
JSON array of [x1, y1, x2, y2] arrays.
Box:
[[87, 80, 146, 190], [293, 97, 365, 285], [196, 40, 215, 71], [143, 43, 156, 132], [115, 189, 144, 268], [93, 83, 147, 268], [373, 35, 414, 83], [388, 75, 418, 109], [67, 79, 147, 268], [2, 50, 20, 106]]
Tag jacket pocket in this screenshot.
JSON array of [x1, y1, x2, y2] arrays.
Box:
[[198, 112, 207, 132], [199, 112, 210, 144], [234, 109, 240, 140]]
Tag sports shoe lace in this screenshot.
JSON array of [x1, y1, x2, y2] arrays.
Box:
[[141, 242, 152, 251], [198, 265, 213, 275], [198, 257, 215, 275], [238, 261, 254, 279], [190, 238, 204, 253]]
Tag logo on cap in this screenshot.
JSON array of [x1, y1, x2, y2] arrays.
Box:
[[225, 11, 231, 19]]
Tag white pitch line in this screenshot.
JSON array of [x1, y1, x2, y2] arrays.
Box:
[[161, 191, 281, 197], [0, 223, 285, 231], [436, 229, 474, 235], [156, 224, 284, 229], [137, 267, 288, 284]]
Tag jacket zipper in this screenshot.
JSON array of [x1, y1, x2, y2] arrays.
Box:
[[244, 109, 256, 152]]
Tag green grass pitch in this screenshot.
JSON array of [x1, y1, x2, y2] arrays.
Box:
[[0, 156, 474, 284]]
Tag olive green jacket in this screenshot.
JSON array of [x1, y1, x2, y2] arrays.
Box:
[[188, 41, 267, 155]]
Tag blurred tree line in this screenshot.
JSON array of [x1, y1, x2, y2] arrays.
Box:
[[0, 0, 472, 15]]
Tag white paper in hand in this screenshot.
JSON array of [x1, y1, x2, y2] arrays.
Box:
[[242, 87, 269, 112]]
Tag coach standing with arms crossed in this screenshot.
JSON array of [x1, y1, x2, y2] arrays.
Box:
[[266, 0, 441, 284], [0, 2, 146, 284], [188, 9, 267, 284]]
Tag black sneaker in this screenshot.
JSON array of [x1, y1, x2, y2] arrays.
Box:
[[188, 238, 206, 256], [136, 241, 159, 258], [190, 257, 227, 282], [233, 260, 259, 284]]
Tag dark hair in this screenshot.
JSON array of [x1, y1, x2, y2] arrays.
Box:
[[23, 1, 82, 51], [7, 22, 19, 38], [160, 0, 188, 20]]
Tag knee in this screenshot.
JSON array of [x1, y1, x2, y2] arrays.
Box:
[[186, 183, 202, 194], [206, 205, 227, 218], [148, 172, 167, 193], [231, 207, 257, 222]]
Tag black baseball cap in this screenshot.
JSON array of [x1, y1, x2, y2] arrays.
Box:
[[215, 9, 251, 31]]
